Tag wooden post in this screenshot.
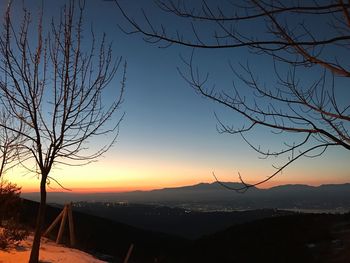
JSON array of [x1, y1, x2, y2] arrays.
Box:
[[67, 202, 75, 246], [123, 244, 134, 263], [43, 209, 65, 237], [43, 202, 76, 246], [56, 205, 67, 244]]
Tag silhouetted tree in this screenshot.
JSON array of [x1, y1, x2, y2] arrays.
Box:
[[0, 1, 125, 262], [0, 180, 21, 225], [0, 180, 28, 250], [115, 0, 350, 191]]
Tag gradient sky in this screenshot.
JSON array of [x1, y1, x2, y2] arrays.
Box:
[[3, 0, 349, 192]]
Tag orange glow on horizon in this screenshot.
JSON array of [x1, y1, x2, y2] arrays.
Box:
[[6, 153, 350, 194], [21, 186, 156, 193], [18, 178, 350, 193]]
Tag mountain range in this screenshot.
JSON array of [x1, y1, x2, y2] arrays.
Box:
[[22, 182, 350, 211]]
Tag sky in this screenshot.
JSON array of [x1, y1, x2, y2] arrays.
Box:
[[2, 0, 349, 192]]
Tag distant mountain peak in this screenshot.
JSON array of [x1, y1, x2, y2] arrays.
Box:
[[156, 181, 255, 192]]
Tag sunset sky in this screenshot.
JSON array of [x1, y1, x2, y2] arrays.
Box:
[[3, 0, 349, 192]]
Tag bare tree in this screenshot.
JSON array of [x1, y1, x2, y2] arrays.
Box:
[[0, 108, 26, 245], [115, 0, 350, 191], [0, 112, 24, 179], [0, 1, 125, 262]]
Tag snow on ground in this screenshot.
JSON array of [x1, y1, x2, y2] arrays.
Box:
[[0, 233, 106, 263]]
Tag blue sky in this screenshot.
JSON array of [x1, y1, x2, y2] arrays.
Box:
[[4, 0, 350, 191]]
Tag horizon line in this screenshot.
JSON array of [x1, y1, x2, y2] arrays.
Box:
[[20, 181, 350, 194]]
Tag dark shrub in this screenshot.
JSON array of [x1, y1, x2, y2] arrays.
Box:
[[0, 180, 28, 249], [0, 180, 21, 225]]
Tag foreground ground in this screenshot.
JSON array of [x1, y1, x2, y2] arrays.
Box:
[[0, 233, 105, 263]]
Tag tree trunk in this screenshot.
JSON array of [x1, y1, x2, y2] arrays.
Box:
[[29, 173, 47, 263]]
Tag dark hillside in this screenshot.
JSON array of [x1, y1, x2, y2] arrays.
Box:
[[17, 198, 350, 263], [19, 199, 189, 263], [73, 202, 294, 239], [175, 213, 350, 263]]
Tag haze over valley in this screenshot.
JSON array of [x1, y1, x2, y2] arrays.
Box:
[[22, 181, 350, 212]]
